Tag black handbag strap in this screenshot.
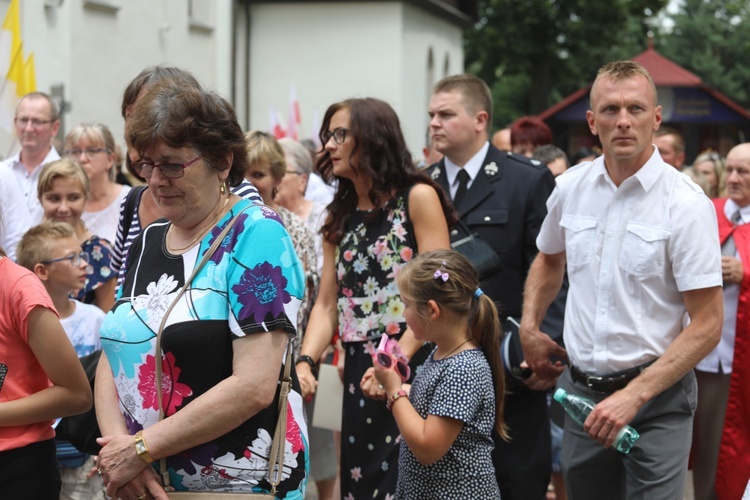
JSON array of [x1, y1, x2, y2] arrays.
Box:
[[121, 185, 146, 239]]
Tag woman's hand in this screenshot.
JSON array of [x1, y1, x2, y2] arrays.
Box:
[[296, 361, 318, 401], [113, 467, 169, 500], [363, 365, 390, 401], [96, 434, 149, 498]]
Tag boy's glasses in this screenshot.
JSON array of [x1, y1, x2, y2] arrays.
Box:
[[374, 335, 411, 382], [41, 252, 89, 266], [131, 156, 202, 179]]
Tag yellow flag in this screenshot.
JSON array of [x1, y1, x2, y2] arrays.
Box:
[[22, 53, 35, 94], [1, 0, 21, 70]]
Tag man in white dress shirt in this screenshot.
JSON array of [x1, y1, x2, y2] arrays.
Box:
[[520, 60, 723, 499], [2, 92, 61, 225]]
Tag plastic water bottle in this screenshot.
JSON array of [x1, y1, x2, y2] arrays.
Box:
[[553, 388, 640, 454]]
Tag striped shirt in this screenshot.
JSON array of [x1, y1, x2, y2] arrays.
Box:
[[111, 179, 263, 292]]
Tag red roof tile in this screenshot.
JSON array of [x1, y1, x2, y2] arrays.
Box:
[[631, 41, 702, 87]]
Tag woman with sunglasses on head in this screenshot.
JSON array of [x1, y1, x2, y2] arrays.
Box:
[[95, 79, 307, 499], [38, 159, 117, 312], [63, 123, 131, 246], [296, 98, 456, 499], [373, 249, 506, 498], [693, 150, 727, 199]]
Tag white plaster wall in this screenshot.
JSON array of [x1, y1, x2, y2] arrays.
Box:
[[248, 2, 404, 144], [248, 1, 464, 159], [0, 0, 227, 157], [401, 2, 463, 157]]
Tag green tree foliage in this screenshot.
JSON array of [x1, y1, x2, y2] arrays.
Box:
[[465, 0, 667, 128], [656, 0, 750, 109]]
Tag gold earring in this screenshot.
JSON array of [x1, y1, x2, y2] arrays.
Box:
[[220, 180, 227, 196]]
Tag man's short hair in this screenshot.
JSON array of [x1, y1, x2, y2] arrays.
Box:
[[654, 126, 685, 155], [433, 74, 493, 126], [16, 222, 75, 271], [17, 92, 59, 121], [533, 144, 569, 169], [590, 60, 657, 109]]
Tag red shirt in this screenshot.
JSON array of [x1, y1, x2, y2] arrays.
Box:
[[0, 257, 58, 451]]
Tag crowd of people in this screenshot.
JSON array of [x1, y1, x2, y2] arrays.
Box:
[[0, 59, 748, 500]]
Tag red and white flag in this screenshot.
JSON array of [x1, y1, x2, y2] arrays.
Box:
[[269, 106, 285, 139], [287, 82, 301, 140]]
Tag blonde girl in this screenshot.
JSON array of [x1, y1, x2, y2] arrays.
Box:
[[38, 159, 116, 312], [373, 249, 507, 499]]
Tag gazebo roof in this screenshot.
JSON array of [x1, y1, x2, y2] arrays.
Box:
[[538, 41, 750, 122], [631, 39, 702, 87]]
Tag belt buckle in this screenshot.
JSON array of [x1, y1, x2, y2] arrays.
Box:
[[585, 375, 605, 391]]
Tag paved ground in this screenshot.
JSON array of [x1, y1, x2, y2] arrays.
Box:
[[304, 470, 696, 499]]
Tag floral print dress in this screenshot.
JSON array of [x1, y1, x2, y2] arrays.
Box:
[[76, 235, 114, 304], [336, 190, 418, 500], [99, 200, 309, 497]]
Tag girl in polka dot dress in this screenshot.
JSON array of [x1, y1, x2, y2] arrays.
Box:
[[373, 249, 508, 498]]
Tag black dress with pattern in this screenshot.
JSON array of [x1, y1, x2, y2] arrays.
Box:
[[335, 190, 424, 499]]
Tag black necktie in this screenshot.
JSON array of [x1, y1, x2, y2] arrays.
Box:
[[454, 169, 470, 207]]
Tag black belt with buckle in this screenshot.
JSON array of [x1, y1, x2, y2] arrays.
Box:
[[570, 360, 656, 394]]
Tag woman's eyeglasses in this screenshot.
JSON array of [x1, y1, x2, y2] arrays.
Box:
[[63, 147, 110, 158], [374, 335, 411, 382], [323, 128, 349, 145], [41, 252, 89, 266], [131, 156, 202, 179]]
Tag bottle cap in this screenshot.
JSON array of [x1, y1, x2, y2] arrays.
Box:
[[553, 388, 566, 402]]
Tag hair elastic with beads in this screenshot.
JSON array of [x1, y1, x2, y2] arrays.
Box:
[[474, 288, 484, 298]]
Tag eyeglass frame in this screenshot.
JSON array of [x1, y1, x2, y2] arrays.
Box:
[[63, 147, 111, 158], [14, 117, 57, 128], [131, 156, 203, 179], [322, 128, 349, 145], [41, 251, 89, 266]]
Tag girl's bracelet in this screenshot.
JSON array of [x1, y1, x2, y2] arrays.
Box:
[[387, 389, 408, 411]]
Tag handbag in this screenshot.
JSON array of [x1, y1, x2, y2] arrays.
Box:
[[151, 207, 292, 498], [55, 350, 102, 455], [450, 218, 502, 279]]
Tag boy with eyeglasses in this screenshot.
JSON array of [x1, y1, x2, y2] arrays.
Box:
[[17, 222, 106, 500]]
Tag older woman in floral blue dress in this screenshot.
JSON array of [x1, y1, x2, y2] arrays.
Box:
[[94, 80, 308, 499]]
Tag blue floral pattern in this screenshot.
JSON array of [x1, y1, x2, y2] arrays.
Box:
[[76, 235, 114, 304], [99, 200, 308, 497]]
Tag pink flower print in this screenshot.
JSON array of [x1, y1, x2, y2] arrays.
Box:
[[343, 250, 354, 262], [349, 384, 356, 394], [385, 322, 401, 335], [344, 494, 355, 500], [342, 287, 353, 298], [284, 401, 305, 453], [393, 222, 407, 242], [351, 467, 362, 482], [138, 352, 193, 416], [399, 247, 413, 261]]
